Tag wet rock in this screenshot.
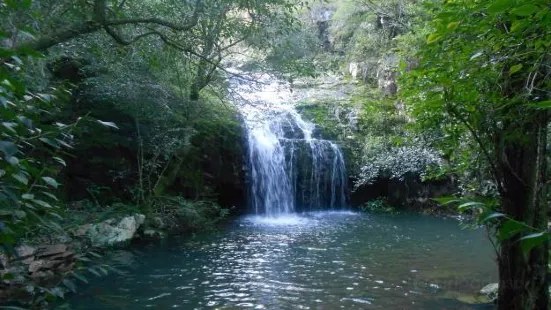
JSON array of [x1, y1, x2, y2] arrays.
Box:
[[81, 214, 146, 247]]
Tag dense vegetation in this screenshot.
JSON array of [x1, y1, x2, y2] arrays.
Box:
[[1, 0, 550, 309]]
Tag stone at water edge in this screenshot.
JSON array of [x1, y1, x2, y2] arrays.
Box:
[[82, 214, 146, 247], [1, 244, 75, 287], [480, 283, 551, 304], [480, 283, 498, 303]]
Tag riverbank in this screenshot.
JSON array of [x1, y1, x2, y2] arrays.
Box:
[[0, 199, 230, 307]]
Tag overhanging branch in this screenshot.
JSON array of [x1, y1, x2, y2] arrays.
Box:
[[15, 0, 202, 52]]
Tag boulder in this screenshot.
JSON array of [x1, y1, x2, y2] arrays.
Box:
[[81, 214, 145, 247]]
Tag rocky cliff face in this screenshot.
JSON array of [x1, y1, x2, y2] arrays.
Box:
[[310, 6, 336, 52]]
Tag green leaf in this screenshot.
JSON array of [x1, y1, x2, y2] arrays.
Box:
[[458, 201, 486, 211], [14, 210, 26, 219], [87, 267, 102, 277], [70, 271, 89, 284], [487, 0, 515, 14], [12, 173, 29, 185], [481, 212, 505, 222], [511, 4, 539, 16], [53, 156, 66, 166], [509, 64, 523, 75], [427, 33, 442, 44], [39, 137, 60, 149], [62, 279, 77, 293], [40, 191, 59, 201], [433, 197, 460, 205], [0, 141, 17, 158], [6, 156, 19, 166], [31, 199, 53, 209], [96, 120, 119, 129], [42, 177, 59, 188], [535, 100, 551, 109], [498, 219, 527, 241], [519, 232, 548, 256], [88, 251, 102, 258], [21, 194, 34, 200], [399, 59, 407, 72], [511, 20, 528, 32], [447, 21, 459, 31]]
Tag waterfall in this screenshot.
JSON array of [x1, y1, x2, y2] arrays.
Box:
[[244, 107, 348, 216], [233, 73, 348, 216]]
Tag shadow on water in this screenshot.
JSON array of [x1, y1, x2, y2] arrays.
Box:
[[66, 212, 497, 309]]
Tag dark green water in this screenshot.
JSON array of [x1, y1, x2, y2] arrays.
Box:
[[67, 212, 497, 309]]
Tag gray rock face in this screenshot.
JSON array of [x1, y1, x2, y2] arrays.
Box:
[[310, 6, 336, 51], [80, 214, 146, 247], [349, 61, 377, 83], [377, 53, 399, 96]]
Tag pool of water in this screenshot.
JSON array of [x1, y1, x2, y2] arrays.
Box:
[[66, 212, 497, 309]]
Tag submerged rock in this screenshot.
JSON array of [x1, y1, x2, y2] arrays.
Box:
[[80, 214, 146, 247]]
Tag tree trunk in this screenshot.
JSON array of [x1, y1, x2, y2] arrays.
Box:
[[497, 111, 549, 310]]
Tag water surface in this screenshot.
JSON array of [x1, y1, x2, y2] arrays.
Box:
[[68, 212, 497, 309]]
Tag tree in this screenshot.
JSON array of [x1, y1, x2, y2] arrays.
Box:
[[400, 0, 550, 309]]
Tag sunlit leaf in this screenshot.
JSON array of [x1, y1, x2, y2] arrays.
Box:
[[520, 232, 549, 257], [481, 212, 505, 222], [42, 177, 59, 188], [427, 33, 442, 44], [96, 120, 119, 129], [447, 21, 459, 30], [457, 201, 485, 211], [12, 173, 29, 185], [509, 64, 523, 75]]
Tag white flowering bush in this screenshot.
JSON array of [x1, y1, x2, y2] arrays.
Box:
[[354, 144, 442, 188]]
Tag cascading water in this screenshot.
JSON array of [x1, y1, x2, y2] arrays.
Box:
[[236, 75, 348, 216]]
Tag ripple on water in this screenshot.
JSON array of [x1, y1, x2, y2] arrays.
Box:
[[68, 212, 497, 310]]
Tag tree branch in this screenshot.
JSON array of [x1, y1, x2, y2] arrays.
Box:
[[15, 0, 202, 53]]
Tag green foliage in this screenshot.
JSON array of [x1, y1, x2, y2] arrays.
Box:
[[144, 197, 228, 234], [360, 198, 395, 213], [404, 0, 550, 304], [0, 53, 74, 249]]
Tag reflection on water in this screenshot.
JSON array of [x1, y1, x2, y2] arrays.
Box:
[[68, 212, 497, 309]]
